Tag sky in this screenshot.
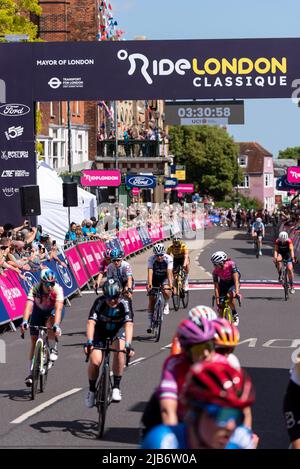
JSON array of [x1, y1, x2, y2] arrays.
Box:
[[111, 0, 300, 158]]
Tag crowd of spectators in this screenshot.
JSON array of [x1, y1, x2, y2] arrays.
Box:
[[0, 219, 66, 278]]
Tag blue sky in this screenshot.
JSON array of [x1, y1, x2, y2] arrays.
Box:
[[112, 0, 300, 158]]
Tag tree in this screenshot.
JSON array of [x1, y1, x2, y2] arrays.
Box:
[[0, 0, 41, 42], [278, 146, 300, 159], [169, 125, 242, 200]]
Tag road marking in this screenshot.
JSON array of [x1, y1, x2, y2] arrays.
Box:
[[10, 388, 82, 424], [81, 291, 96, 295], [129, 357, 146, 366], [161, 343, 172, 350]]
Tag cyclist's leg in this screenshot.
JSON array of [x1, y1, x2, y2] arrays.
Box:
[[184, 258, 190, 290], [26, 306, 48, 382], [287, 260, 295, 291], [228, 286, 239, 325], [147, 285, 156, 331], [162, 280, 172, 314], [111, 332, 126, 401], [276, 254, 283, 280], [258, 234, 263, 253], [85, 338, 103, 407]]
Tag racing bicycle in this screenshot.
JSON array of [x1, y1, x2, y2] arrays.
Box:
[[21, 326, 56, 400], [148, 287, 172, 343], [172, 265, 189, 311], [85, 339, 130, 438], [212, 293, 241, 323]]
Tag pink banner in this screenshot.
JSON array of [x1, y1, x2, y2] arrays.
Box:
[[118, 231, 131, 256], [81, 170, 121, 187], [0, 271, 27, 321], [65, 246, 89, 288], [287, 167, 300, 184], [89, 241, 103, 266], [77, 243, 99, 277], [176, 183, 194, 193], [131, 228, 144, 251]]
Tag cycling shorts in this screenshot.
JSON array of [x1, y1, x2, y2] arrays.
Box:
[[152, 275, 169, 288], [173, 257, 185, 271], [219, 282, 236, 298], [283, 380, 300, 443], [93, 327, 126, 348], [30, 304, 65, 336], [254, 230, 263, 238]]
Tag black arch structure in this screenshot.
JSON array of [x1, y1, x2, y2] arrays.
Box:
[[0, 37, 299, 223]]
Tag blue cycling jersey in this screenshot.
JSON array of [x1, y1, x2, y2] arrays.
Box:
[[141, 423, 254, 450]]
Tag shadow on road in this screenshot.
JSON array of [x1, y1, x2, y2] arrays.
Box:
[[101, 426, 140, 444], [246, 366, 290, 449], [0, 389, 30, 401], [30, 419, 98, 440]]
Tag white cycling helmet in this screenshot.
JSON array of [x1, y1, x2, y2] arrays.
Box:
[[279, 231, 289, 242], [188, 305, 218, 323], [211, 251, 228, 266], [256, 217, 262, 223], [153, 243, 165, 255]]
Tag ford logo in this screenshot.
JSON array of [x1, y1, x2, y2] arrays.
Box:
[[127, 176, 154, 187], [0, 104, 30, 117]]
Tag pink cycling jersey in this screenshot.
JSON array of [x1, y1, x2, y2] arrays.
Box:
[[157, 352, 229, 421], [99, 258, 110, 274], [213, 259, 238, 282]]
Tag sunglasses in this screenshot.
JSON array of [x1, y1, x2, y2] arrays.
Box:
[[156, 254, 164, 257], [202, 404, 244, 427], [112, 259, 122, 262], [44, 282, 55, 288], [106, 295, 120, 301]]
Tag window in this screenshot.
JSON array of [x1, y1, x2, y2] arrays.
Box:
[[238, 175, 250, 188], [238, 155, 247, 167], [265, 174, 273, 187], [78, 134, 83, 151], [50, 102, 54, 118], [76, 101, 80, 116], [53, 142, 58, 157]]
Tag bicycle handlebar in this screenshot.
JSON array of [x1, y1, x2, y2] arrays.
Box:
[[84, 346, 131, 365]]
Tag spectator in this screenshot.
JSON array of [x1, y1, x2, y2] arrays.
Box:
[[82, 219, 99, 239], [75, 224, 84, 241], [65, 222, 77, 244], [90, 216, 98, 229]]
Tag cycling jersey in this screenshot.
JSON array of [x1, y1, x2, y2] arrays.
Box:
[[283, 379, 300, 443], [141, 423, 255, 449], [88, 295, 133, 342], [157, 352, 228, 421], [167, 242, 188, 260], [148, 254, 173, 286], [106, 260, 133, 288], [99, 258, 110, 274], [213, 260, 240, 283], [27, 283, 64, 312], [275, 239, 293, 259], [252, 221, 265, 233]]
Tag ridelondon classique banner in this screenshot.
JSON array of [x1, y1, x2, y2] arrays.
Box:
[[1, 37, 300, 223]]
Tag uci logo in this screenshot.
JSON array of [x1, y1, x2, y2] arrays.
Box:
[[57, 264, 73, 289]]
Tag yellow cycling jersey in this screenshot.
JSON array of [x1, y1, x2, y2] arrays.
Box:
[[167, 241, 188, 259]]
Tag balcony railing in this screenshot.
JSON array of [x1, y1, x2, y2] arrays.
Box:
[[97, 139, 168, 158]]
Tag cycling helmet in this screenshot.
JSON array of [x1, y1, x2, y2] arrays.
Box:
[[182, 361, 255, 410], [102, 278, 121, 299], [212, 318, 240, 347], [110, 248, 123, 260], [177, 318, 215, 348], [104, 248, 112, 258], [153, 243, 165, 255], [279, 231, 289, 242], [256, 217, 262, 223], [188, 305, 218, 323], [211, 251, 228, 266], [40, 269, 56, 284]]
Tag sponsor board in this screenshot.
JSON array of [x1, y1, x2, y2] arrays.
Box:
[[0, 103, 30, 117]]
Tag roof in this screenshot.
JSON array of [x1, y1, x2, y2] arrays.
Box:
[[237, 142, 272, 174], [273, 159, 298, 177]]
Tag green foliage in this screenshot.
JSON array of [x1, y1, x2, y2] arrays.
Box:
[[278, 146, 300, 159], [0, 0, 42, 42], [214, 194, 261, 210], [169, 125, 242, 200]]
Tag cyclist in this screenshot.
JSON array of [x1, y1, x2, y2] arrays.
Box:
[[94, 248, 111, 290], [141, 361, 256, 449], [84, 279, 134, 407], [274, 231, 296, 294], [141, 317, 227, 435], [283, 353, 300, 448], [107, 248, 134, 302], [147, 243, 173, 331], [212, 318, 240, 370], [211, 251, 241, 326], [166, 235, 190, 291], [251, 217, 265, 256], [21, 269, 64, 387], [170, 305, 217, 356]]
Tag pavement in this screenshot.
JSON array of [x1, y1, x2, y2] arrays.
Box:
[[0, 225, 298, 449]]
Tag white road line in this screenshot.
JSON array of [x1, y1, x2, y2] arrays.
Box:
[[11, 388, 82, 424], [161, 343, 172, 350], [81, 291, 96, 295], [129, 357, 146, 366]]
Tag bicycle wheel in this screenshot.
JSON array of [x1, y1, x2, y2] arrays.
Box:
[[283, 270, 289, 301], [181, 287, 189, 309], [97, 364, 110, 438], [172, 278, 180, 311], [40, 345, 50, 393], [153, 299, 163, 343], [31, 340, 42, 400]]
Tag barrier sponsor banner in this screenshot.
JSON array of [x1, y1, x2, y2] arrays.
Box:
[[0, 271, 27, 321], [89, 241, 103, 267], [48, 255, 79, 298], [64, 245, 89, 288], [118, 230, 131, 257], [81, 170, 121, 187], [0, 296, 10, 325], [137, 226, 152, 247], [76, 242, 99, 278]]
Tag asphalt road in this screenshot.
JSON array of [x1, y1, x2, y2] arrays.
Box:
[[1, 226, 299, 449]]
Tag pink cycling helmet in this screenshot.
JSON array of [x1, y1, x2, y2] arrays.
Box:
[[177, 318, 216, 348]]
